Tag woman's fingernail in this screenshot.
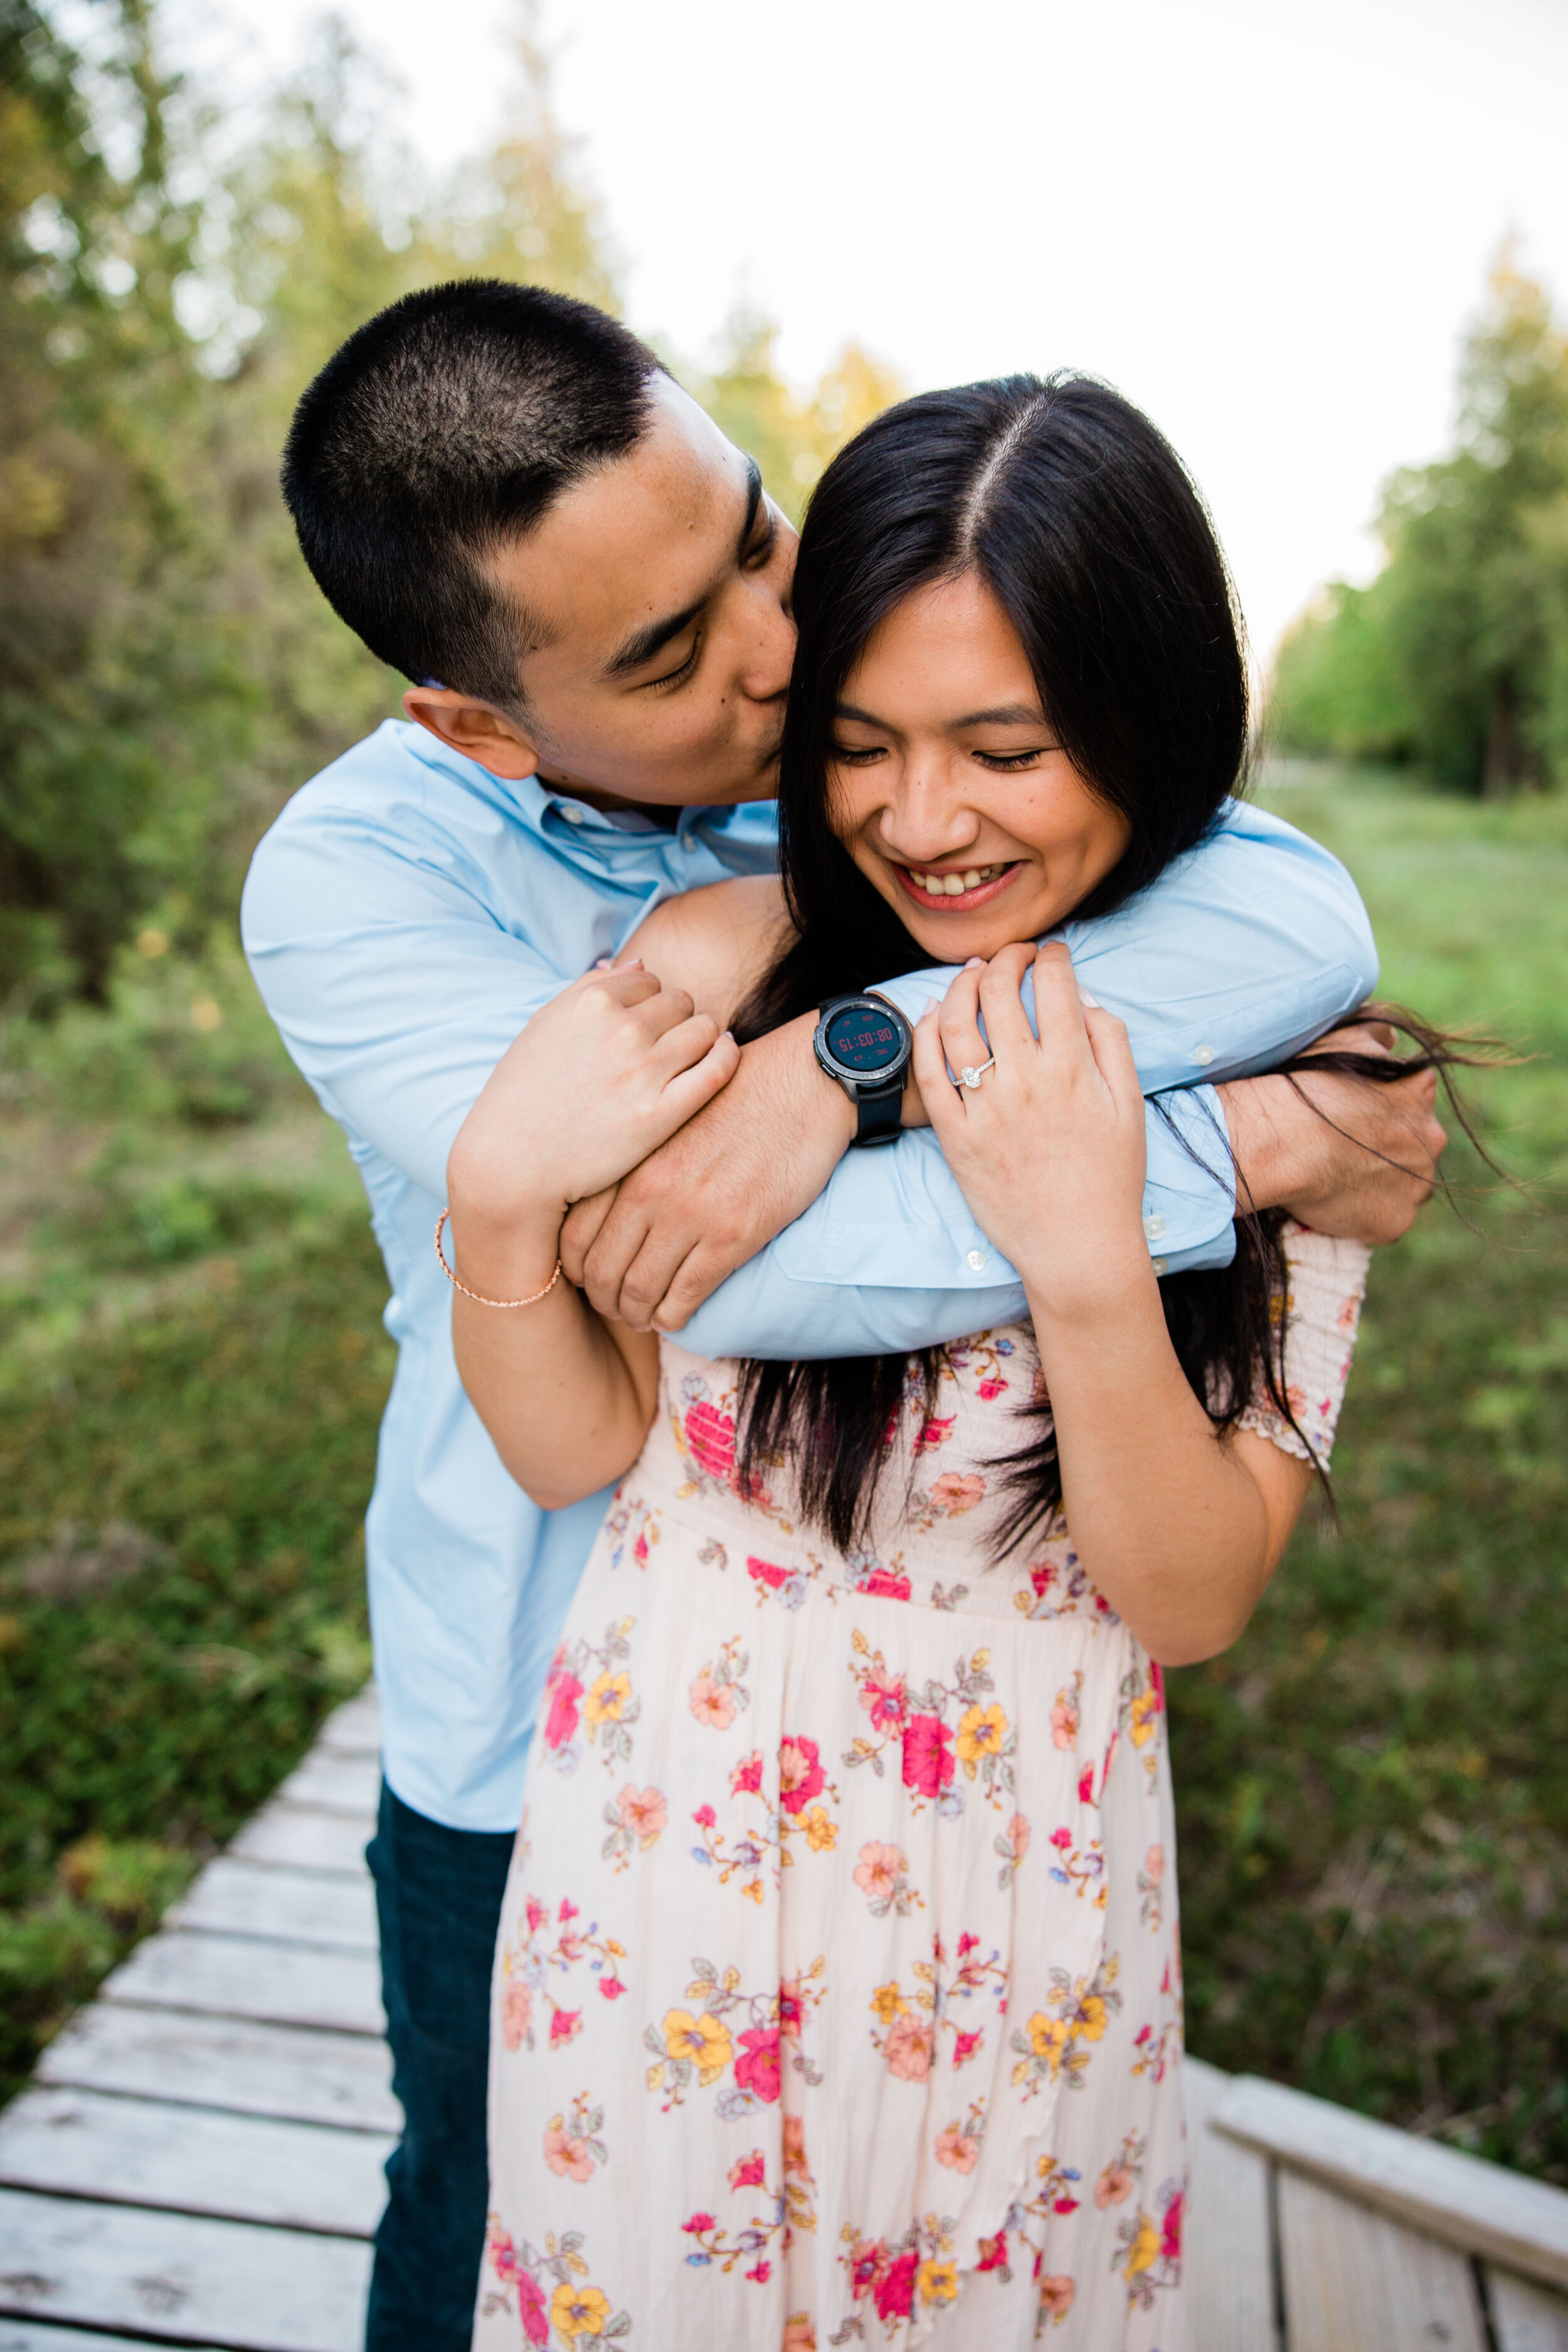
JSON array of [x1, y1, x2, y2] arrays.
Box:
[[964, 957, 985, 970], [1077, 985, 1101, 1009]]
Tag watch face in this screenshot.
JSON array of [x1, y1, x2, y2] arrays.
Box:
[[825, 1003, 903, 1074]]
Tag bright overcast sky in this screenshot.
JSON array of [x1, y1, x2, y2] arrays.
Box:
[[169, 0, 1568, 662]]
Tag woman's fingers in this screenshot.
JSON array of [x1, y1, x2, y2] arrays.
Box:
[[652, 1011, 723, 1080], [1081, 1003, 1143, 1120], [975, 941, 1040, 1052], [913, 1002, 965, 1138], [936, 962, 991, 1086], [659, 1027, 741, 1127]]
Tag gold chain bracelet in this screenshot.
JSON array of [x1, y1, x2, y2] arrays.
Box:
[[434, 1209, 562, 1308]]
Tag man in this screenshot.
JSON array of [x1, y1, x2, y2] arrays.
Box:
[[242, 279, 1443, 2346]]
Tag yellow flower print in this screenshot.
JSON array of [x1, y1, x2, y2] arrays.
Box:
[[918, 2257, 960, 2305], [1078, 1993, 1108, 2041], [871, 1981, 908, 2026], [662, 2008, 734, 2085], [956, 1702, 1007, 1774], [583, 1670, 630, 1732], [550, 2279, 612, 2337], [1027, 2013, 1071, 2066], [1128, 1688, 1160, 1748], [1122, 2215, 1160, 2280], [802, 1804, 837, 1852]]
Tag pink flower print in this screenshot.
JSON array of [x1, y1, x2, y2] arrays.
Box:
[[860, 1671, 908, 1734], [1050, 1825, 1073, 1851], [558, 1899, 579, 1922], [1007, 1813, 1032, 1863], [875, 2249, 919, 2321], [500, 1977, 532, 2052], [913, 1412, 956, 1454], [1162, 2189, 1184, 2264], [861, 1567, 912, 1601], [1096, 2160, 1135, 2208], [543, 1666, 583, 1751], [977, 1375, 1008, 1401], [747, 1556, 790, 1592], [778, 1735, 825, 1815], [525, 1895, 548, 1933], [734, 2025, 782, 2102], [616, 1784, 667, 1846], [1077, 1764, 1095, 1804], [748, 2259, 771, 2284], [1037, 2275, 1076, 2320], [689, 1671, 738, 1730], [598, 1973, 627, 2000], [1149, 1658, 1165, 1705], [902, 1712, 955, 1798], [517, 2269, 550, 2346], [731, 1750, 764, 1796], [927, 1470, 985, 1516], [782, 2114, 809, 2176], [729, 2148, 768, 2191], [951, 2029, 983, 2067], [977, 2230, 1009, 2274], [1051, 1692, 1079, 1751], [778, 1976, 807, 2039], [783, 2311, 815, 2350], [852, 1841, 906, 1902], [684, 1398, 738, 1483], [1144, 1842, 1165, 1885], [936, 2121, 980, 2173], [883, 2013, 935, 2081], [544, 2121, 594, 2181], [692, 1803, 718, 1830], [682, 2211, 717, 2235], [549, 2006, 581, 2048]]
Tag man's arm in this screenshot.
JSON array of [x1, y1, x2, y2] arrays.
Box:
[[566, 801, 1385, 1344]]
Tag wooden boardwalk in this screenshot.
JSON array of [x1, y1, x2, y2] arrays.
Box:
[[1, 1683, 1566, 2349]]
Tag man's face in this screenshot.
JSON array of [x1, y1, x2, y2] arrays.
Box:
[[405, 375, 797, 811]]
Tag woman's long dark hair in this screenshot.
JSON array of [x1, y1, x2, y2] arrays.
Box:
[[730, 374, 1475, 1554]]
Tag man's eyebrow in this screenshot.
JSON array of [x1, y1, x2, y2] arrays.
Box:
[[603, 458, 766, 682]]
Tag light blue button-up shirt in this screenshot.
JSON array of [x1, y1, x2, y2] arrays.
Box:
[[241, 719, 1376, 1828]]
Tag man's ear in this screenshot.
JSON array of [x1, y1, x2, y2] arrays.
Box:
[[401, 686, 542, 782]]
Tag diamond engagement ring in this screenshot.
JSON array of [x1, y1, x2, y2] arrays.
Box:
[[958, 1057, 996, 1090]]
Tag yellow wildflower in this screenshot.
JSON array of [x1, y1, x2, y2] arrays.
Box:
[[1028, 2012, 1071, 2069], [551, 2279, 612, 2337], [583, 1670, 630, 1731], [871, 1981, 908, 2026], [956, 1702, 1008, 1774], [1122, 2216, 1160, 2279], [802, 1805, 837, 1852], [1128, 1687, 1160, 1747], [1078, 1993, 1108, 2042], [662, 2008, 734, 2085], [918, 2258, 960, 2305]]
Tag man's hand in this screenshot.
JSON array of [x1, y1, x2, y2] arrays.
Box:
[[1219, 1019, 1447, 1245], [560, 1012, 857, 1329]]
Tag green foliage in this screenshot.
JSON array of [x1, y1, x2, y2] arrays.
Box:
[[1173, 762, 1568, 2182], [1270, 257, 1568, 795]]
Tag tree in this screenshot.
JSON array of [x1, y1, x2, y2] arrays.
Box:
[[1269, 254, 1568, 794]]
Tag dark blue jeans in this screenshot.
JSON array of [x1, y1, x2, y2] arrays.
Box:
[[364, 1781, 516, 2352]]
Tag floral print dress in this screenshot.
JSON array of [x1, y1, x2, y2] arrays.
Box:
[[475, 1226, 1369, 2352]]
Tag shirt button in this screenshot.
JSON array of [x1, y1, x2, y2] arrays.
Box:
[[965, 1249, 988, 1274], [1143, 1212, 1167, 1242], [561, 805, 585, 825], [681, 835, 697, 853], [1151, 1256, 1169, 1276], [1190, 1044, 1214, 1066]]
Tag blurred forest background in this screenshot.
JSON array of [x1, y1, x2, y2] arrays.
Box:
[[1, 0, 1564, 2186]]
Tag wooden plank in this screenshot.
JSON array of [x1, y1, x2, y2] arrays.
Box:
[[0, 2188, 371, 2350], [272, 1750, 379, 1820], [102, 1931, 383, 2037], [227, 1803, 373, 1877], [1184, 2055, 1279, 2352], [170, 1859, 378, 1952], [37, 2004, 399, 2134], [1277, 2169, 1488, 2352], [1216, 2072, 1568, 2294], [316, 1687, 380, 1757], [0, 2087, 389, 2240], [1, 2328, 230, 2351], [1490, 2269, 1568, 2352]]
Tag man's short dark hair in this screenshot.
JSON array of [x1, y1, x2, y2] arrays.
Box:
[[282, 279, 663, 709]]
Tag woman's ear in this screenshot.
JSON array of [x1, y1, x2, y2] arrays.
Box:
[[401, 686, 541, 781]]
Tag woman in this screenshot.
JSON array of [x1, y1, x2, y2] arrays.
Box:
[[450, 376, 1380, 2349]]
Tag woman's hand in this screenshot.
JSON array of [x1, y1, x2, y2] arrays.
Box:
[[913, 940, 1152, 1327], [445, 962, 738, 1301]]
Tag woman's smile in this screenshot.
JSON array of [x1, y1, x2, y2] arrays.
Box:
[[891, 857, 1020, 913]]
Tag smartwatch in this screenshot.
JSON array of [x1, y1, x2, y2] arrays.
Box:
[[812, 993, 914, 1148]]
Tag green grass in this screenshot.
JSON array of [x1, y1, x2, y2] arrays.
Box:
[[1172, 763, 1568, 2181], [1, 765, 1564, 2184]]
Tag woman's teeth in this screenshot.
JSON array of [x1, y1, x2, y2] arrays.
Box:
[[909, 865, 1005, 896]]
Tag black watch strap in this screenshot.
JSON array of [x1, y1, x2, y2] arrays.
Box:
[[852, 1081, 904, 1148]]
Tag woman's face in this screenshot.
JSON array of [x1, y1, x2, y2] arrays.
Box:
[[828, 571, 1131, 959]]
